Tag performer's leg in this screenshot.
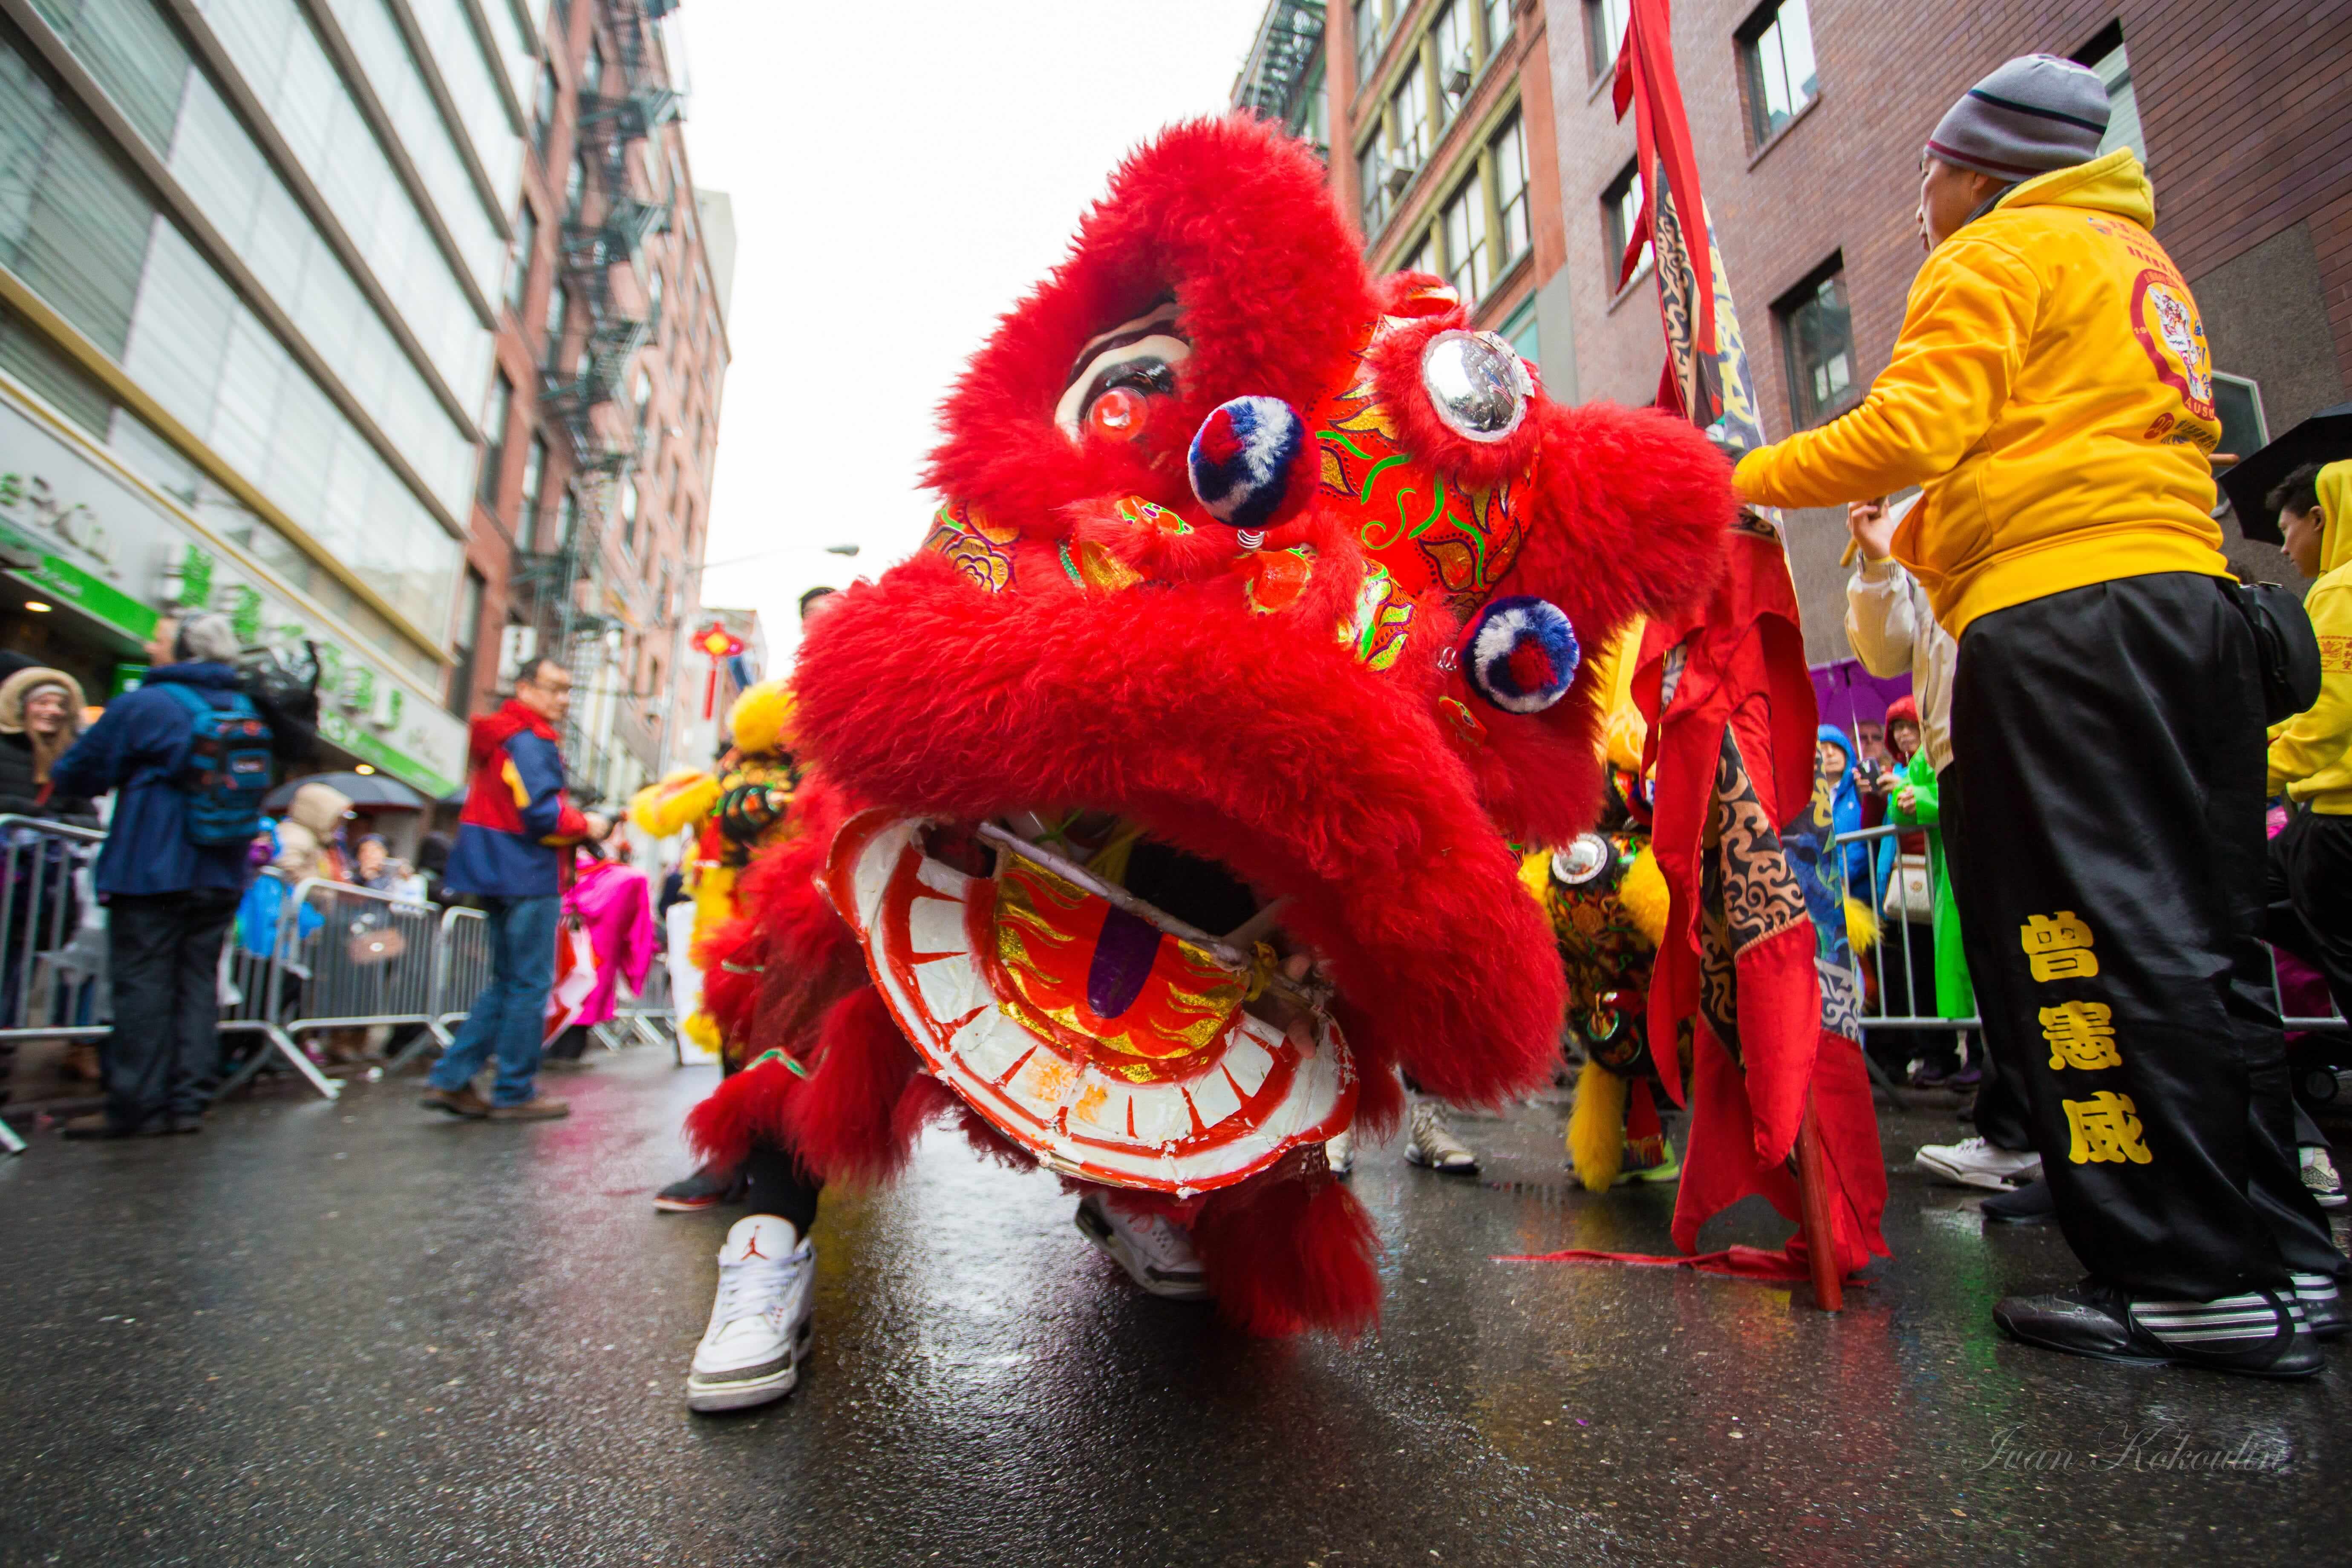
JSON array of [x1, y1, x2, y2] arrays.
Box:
[[1400, 1072, 1480, 1175], [1953, 574, 2334, 1374], [687, 1136, 821, 1415]]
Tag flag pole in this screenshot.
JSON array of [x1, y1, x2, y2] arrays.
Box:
[[1617, 0, 1846, 1309]]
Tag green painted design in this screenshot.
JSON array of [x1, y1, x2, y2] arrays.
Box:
[[1057, 542, 1085, 588], [1406, 478, 1450, 539], [1357, 453, 1409, 504], [1317, 429, 1376, 463]]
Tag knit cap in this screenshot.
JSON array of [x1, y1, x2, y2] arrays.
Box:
[[1926, 55, 2110, 182]]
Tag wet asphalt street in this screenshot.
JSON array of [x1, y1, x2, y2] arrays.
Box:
[[4, 1046, 2349, 1568]]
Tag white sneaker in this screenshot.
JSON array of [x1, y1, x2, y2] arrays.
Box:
[[1404, 1096, 1479, 1176], [686, 1214, 815, 1413], [1915, 1136, 2041, 1192], [1074, 1193, 1210, 1300], [2303, 1145, 2348, 1210], [1324, 1127, 1355, 1177]]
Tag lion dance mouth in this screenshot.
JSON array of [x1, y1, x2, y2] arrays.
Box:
[[679, 116, 1731, 1337]]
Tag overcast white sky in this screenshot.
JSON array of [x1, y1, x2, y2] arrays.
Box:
[[673, 0, 1276, 669]]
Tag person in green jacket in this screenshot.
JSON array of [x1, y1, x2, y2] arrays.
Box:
[[1881, 695, 1975, 1025]]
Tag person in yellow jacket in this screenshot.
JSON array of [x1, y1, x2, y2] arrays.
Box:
[[2265, 458, 2352, 1060], [1732, 55, 2342, 1377]]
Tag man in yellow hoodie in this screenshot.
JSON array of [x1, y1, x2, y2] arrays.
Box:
[[2266, 461, 2352, 1091], [1732, 55, 2341, 1377]]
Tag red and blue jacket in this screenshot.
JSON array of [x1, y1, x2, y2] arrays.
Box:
[[444, 700, 590, 898]]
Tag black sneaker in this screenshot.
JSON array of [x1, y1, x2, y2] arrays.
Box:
[[1980, 1176, 2055, 1225], [654, 1165, 747, 1213], [2294, 1273, 2348, 1341], [1993, 1278, 2320, 1378]]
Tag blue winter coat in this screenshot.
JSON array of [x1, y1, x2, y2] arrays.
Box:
[[1816, 724, 1870, 895], [48, 663, 257, 897], [443, 700, 590, 899]]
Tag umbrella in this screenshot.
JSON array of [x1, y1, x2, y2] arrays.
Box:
[[2219, 401, 2352, 545], [264, 771, 429, 813]]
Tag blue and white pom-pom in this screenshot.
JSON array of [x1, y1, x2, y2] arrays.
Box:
[[1463, 595, 1580, 714], [1188, 396, 1310, 539]]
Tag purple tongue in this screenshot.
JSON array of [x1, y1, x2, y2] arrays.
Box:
[[1086, 905, 1163, 1019]]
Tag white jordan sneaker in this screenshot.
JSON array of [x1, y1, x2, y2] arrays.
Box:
[[1324, 1126, 1356, 1177], [1074, 1193, 1210, 1301], [1403, 1095, 1479, 1176], [1914, 1136, 2042, 1192], [686, 1214, 815, 1413]]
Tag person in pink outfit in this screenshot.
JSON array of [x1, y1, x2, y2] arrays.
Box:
[[544, 844, 656, 1067]]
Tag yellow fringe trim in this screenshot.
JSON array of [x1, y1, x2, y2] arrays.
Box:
[[1567, 1055, 1631, 1193]]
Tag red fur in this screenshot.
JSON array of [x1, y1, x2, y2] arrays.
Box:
[[683, 1058, 787, 1172], [925, 118, 1380, 532], [791, 554, 1566, 1107], [702, 117, 1732, 1337], [1192, 1173, 1383, 1338], [775, 987, 926, 1183]]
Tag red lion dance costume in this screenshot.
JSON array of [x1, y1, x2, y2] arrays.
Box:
[[687, 118, 1730, 1337]]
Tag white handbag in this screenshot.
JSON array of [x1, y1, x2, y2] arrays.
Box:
[[1882, 852, 1934, 925]]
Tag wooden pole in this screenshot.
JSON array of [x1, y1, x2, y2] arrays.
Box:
[[1795, 1090, 1844, 1311]]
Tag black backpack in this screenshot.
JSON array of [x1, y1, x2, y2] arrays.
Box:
[[2230, 581, 2323, 726]]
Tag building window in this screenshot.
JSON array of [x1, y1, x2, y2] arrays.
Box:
[[507, 201, 536, 314], [1481, 0, 1511, 59], [449, 568, 486, 718], [1492, 114, 1531, 265], [2080, 31, 2144, 163], [1777, 259, 1855, 427], [1441, 173, 1490, 304], [1602, 159, 1651, 287], [1391, 66, 1430, 170], [581, 40, 603, 100], [523, 435, 548, 538], [1741, 0, 1818, 147], [480, 373, 513, 507], [566, 155, 588, 219], [545, 281, 568, 370], [1406, 234, 1436, 277], [557, 487, 579, 551], [1358, 137, 1389, 233], [535, 65, 558, 153], [647, 266, 663, 323], [1433, 4, 1474, 109], [1584, 0, 1629, 78], [621, 476, 639, 553], [1354, 0, 1388, 86]]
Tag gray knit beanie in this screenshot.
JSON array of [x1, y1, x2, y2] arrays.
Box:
[[1926, 55, 2110, 182]]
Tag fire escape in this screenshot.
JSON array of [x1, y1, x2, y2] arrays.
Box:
[[516, 0, 683, 801], [1232, 0, 1326, 154]]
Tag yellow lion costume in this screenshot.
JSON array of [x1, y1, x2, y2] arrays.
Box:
[[630, 679, 804, 1052]]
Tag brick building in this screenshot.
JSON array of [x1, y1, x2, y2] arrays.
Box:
[[1539, 0, 2351, 658], [0, 0, 559, 799], [1242, 0, 2351, 667], [1239, 0, 1572, 376], [468, 0, 731, 810]]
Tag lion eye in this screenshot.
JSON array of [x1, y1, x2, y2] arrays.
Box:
[[1056, 306, 1190, 439]]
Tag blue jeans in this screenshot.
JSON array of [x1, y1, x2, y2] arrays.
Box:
[[428, 894, 561, 1107]]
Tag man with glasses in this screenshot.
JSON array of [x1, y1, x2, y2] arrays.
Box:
[[423, 657, 608, 1121]]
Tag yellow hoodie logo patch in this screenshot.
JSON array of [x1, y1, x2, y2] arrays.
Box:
[[2128, 271, 2218, 429]]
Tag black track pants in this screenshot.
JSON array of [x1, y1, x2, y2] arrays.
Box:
[[1940, 764, 2035, 1151], [1946, 572, 2340, 1299], [2266, 806, 2352, 1031]]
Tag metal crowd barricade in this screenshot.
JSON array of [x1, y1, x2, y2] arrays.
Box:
[[375, 902, 493, 1078], [216, 877, 439, 1099], [1834, 822, 2349, 1061], [0, 814, 109, 1153]]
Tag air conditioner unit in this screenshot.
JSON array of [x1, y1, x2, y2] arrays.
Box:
[[1444, 59, 1473, 96], [1384, 161, 1417, 195], [498, 625, 539, 684]]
